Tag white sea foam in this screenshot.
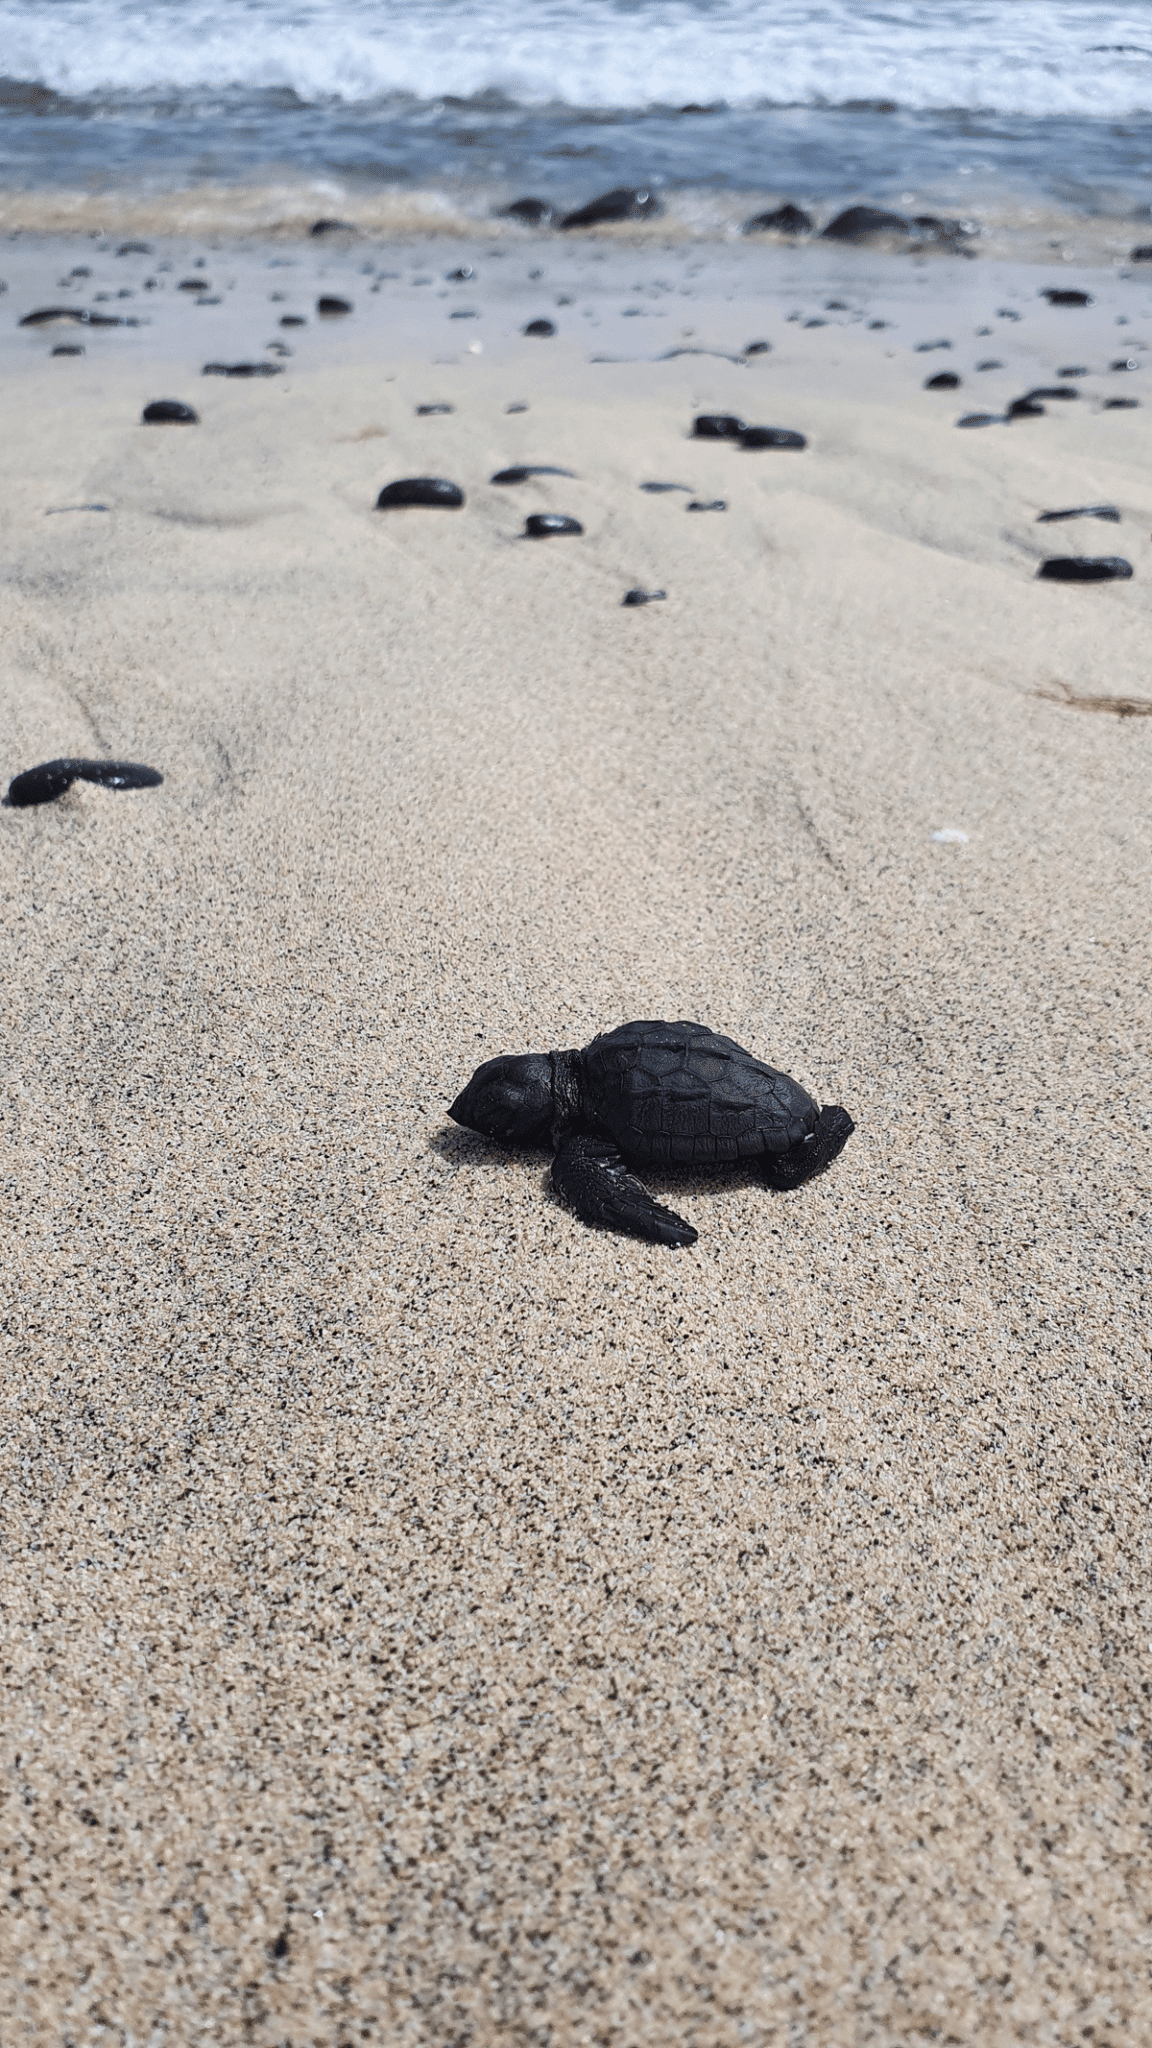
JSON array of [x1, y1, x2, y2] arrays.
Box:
[[6, 0, 1152, 118]]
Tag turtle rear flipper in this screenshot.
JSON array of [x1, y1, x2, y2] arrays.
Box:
[[759, 1105, 855, 1190], [552, 1131, 697, 1248]]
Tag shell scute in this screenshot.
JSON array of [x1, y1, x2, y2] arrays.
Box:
[[584, 1019, 817, 1164]]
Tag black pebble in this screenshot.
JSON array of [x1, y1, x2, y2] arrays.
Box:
[[744, 340, 771, 355], [1131, 245, 1152, 261], [201, 361, 283, 378], [116, 240, 151, 256], [640, 481, 691, 492], [1007, 396, 1045, 418], [19, 307, 87, 327], [524, 318, 555, 337], [740, 425, 806, 449], [280, 314, 306, 327], [622, 588, 667, 606], [376, 477, 464, 509], [1037, 556, 1132, 582], [52, 343, 84, 357], [925, 372, 960, 389], [417, 402, 455, 414], [957, 412, 1002, 427], [997, 308, 1022, 320], [686, 499, 727, 512], [1042, 288, 1092, 306], [449, 309, 479, 319], [310, 218, 355, 236], [491, 464, 577, 483], [822, 206, 909, 242], [317, 296, 352, 316], [915, 339, 952, 352], [5, 759, 163, 807], [560, 187, 661, 230], [178, 278, 210, 292], [976, 358, 1003, 370], [1037, 506, 1120, 523], [1058, 365, 1089, 377], [502, 198, 555, 225], [1104, 396, 1139, 408], [142, 400, 198, 424], [505, 402, 529, 413], [742, 203, 812, 236], [869, 319, 890, 330], [1024, 384, 1079, 400], [524, 512, 582, 535], [803, 318, 827, 329], [692, 413, 745, 439]]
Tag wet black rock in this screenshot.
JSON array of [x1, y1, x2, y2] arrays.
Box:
[[1042, 288, 1092, 306], [560, 187, 662, 230], [692, 413, 745, 439], [1037, 505, 1120, 523], [202, 361, 283, 378], [1037, 556, 1132, 582], [1104, 395, 1139, 408], [280, 314, 306, 327], [740, 425, 807, 449], [915, 338, 952, 351], [742, 203, 813, 236], [5, 759, 163, 807], [417, 402, 455, 414], [744, 339, 771, 355], [19, 307, 87, 327], [523, 318, 556, 336], [686, 499, 727, 511], [868, 319, 890, 330], [925, 372, 960, 389], [491, 465, 577, 483], [142, 399, 198, 424], [622, 588, 667, 606], [310, 218, 355, 235], [317, 296, 353, 316], [376, 478, 464, 509], [1132, 245, 1152, 261], [822, 206, 909, 242], [1024, 384, 1079, 400], [640, 481, 691, 492], [502, 198, 555, 225], [116, 240, 151, 256], [957, 412, 1002, 427], [524, 512, 583, 535], [178, 278, 210, 292], [1007, 396, 1046, 418], [51, 343, 85, 356]]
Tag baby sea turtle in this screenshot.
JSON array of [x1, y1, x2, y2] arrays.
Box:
[[450, 1018, 854, 1247]]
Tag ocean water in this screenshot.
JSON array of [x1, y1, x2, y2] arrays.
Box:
[[4, 0, 1152, 242]]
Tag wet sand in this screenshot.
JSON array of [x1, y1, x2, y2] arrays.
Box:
[[2, 231, 1151, 2045]]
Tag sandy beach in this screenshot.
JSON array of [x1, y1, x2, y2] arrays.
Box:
[[2, 225, 1151, 2044]]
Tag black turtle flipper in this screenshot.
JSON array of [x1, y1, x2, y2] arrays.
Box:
[[552, 1131, 698, 1248], [759, 1105, 855, 1190]]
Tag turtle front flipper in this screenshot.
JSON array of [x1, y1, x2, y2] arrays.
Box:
[[552, 1131, 698, 1248]]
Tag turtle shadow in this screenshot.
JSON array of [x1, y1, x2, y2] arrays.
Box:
[[426, 1123, 792, 1213]]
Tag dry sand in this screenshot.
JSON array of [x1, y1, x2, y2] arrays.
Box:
[[1, 230, 1150, 2046]]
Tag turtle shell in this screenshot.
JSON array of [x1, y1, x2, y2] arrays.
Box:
[[582, 1020, 817, 1166]]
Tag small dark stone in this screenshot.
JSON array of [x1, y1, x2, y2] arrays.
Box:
[[1037, 556, 1132, 582], [376, 477, 464, 509], [523, 318, 555, 337], [686, 499, 727, 512], [1131, 245, 1152, 261], [825, 300, 849, 311], [739, 425, 807, 449], [142, 400, 198, 424], [178, 278, 210, 292], [502, 198, 555, 226], [1041, 288, 1092, 306], [868, 320, 890, 330], [116, 241, 151, 256], [744, 340, 771, 355], [446, 266, 474, 281], [505, 401, 529, 413], [201, 361, 283, 378], [1104, 395, 1139, 408], [1037, 506, 1120, 523], [5, 759, 163, 807], [317, 296, 352, 316], [280, 314, 306, 327], [640, 481, 691, 492], [1024, 384, 1079, 401], [272, 1931, 290, 1960], [1111, 356, 1140, 371], [1058, 365, 1089, 377], [622, 588, 666, 605], [976, 359, 1003, 370], [51, 343, 84, 356], [821, 206, 909, 243], [449, 309, 479, 319], [560, 187, 662, 230], [742, 203, 813, 236], [915, 339, 952, 352], [803, 318, 827, 329], [88, 312, 128, 326], [417, 402, 455, 414], [524, 512, 583, 536], [957, 412, 1002, 427], [925, 372, 960, 389], [491, 465, 576, 483], [692, 413, 745, 439], [19, 307, 87, 327], [310, 218, 355, 235], [997, 308, 1022, 320], [1006, 396, 1045, 418]]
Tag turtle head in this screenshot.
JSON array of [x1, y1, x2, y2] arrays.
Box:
[[449, 1052, 554, 1147]]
